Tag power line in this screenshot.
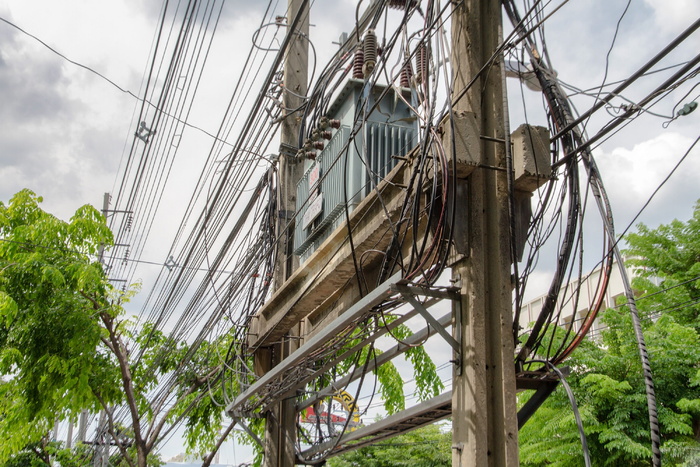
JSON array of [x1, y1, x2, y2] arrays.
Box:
[[0, 14, 233, 146]]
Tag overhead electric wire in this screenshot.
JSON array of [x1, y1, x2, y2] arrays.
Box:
[[118, 2, 312, 432], [579, 0, 632, 137], [501, 1, 697, 464], [109, 0, 216, 284], [0, 14, 144, 100], [94, 0, 294, 442], [550, 16, 700, 143], [63, 0, 697, 459], [553, 54, 700, 170], [128, 0, 282, 335]]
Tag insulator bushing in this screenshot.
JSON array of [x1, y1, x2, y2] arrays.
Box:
[[353, 48, 365, 79], [305, 151, 317, 160], [363, 29, 377, 77], [319, 116, 330, 129], [388, 0, 417, 9], [321, 130, 333, 140], [400, 59, 414, 88], [415, 41, 428, 84], [329, 119, 341, 129], [313, 141, 324, 150]]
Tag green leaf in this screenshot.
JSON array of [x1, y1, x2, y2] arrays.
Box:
[[0, 292, 19, 327], [521, 200, 700, 466]]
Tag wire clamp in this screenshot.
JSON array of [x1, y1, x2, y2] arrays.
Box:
[[164, 255, 177, 271], [135, 121, 155, 143]]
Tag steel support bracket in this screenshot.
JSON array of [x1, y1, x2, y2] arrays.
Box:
[[393, 284, 461, 360]]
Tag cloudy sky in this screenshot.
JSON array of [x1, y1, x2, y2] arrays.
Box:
[[1, 0, 699, 462], [1, 0, 697, 242]]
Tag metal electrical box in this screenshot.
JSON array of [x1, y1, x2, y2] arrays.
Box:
[[294, 79, 417, 261]]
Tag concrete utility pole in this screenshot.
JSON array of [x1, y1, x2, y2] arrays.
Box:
[[450, 0, 519, 465], [85, 193, 113, 466], [78, 409, 88, 444], [97, 192, 111, 263], [261, 0, 309, 465]]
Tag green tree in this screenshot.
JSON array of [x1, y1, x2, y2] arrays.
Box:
[[0, 189, 113, 462], [0, 190, 232, 467], [1, 439, 95, 467], [327, 422, 451, 467], [519, 202, 700, 466]]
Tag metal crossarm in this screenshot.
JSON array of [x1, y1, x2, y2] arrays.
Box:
[[226, 271, 403, 416], [298, 391, 453, 461], [297, 311, 452, 412]]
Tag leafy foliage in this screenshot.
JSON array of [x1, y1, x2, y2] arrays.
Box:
[[0, 190, 113, 460], [519, 202, 700, 466], [390, 322, 444, 401], [0, 439, 91, 467], [331, 319, 443, 417], [0, 190, 232, 466]]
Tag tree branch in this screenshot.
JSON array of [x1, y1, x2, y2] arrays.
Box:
[[79, 289, 101, 310], [100, 312, 147, 463], [144, 365, 222, 452], [202, 420, 236, 467], [150, 391, 209, 450]]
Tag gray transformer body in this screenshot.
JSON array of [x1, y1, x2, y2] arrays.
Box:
[[294, 79, 418, 262]]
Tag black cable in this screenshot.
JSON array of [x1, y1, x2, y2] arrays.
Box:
[[552, 57, 700, 170], [551, 17, 700, 141], [580, 0, 632, 136], [0, 15, 142, 99], [528, 360, 592, 467], [504, 2, 665, 463]]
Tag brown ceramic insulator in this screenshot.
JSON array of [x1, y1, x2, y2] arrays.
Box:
[[353, 48, 365, 79], [363, 30, 377, 77], [415, 41, 428, 84], [400, 60, 414, 88], [388, 0, 417, 9]]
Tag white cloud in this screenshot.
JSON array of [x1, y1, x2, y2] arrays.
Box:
[[595, 131, 700, 231], [643, 0, 700, 36]]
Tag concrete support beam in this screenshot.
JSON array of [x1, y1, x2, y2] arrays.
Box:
[[248, 157, 413, 350]]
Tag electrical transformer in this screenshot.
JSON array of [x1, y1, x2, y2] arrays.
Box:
[[294, 78, 418, 262]]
